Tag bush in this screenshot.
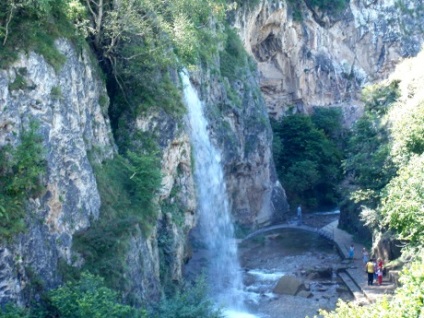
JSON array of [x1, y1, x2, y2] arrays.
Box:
[[0, 304, 29, 318], [306, 0, 349, 12], [153, 277, 223, 318], [73, 151, 161, 291], [48, 272, 146, 318], [0, 122, 46, 239], [219, 25, 248, 82], [0, 0, 76, 70]]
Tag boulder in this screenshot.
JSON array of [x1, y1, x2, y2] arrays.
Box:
[[297, 290, 313, 298], [273, 275, 304, 295]]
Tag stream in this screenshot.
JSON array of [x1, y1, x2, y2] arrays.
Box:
[[238, 228, 353, 318]]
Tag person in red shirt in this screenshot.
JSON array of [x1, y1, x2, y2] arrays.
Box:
[[377, 258, 384, 270], [377, 267, 383, 285]]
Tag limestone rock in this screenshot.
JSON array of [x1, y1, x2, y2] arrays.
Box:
[[0, 38, 115, 305], [235, 0, 424, 123]]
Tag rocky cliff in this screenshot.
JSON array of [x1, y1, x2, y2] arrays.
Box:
[[190, 66, 288, 227], [235, 0, 424, 122], [0, 39, 114, 304], [0, 31, 287, 305]]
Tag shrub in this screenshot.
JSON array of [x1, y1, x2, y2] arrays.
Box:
[[153, 277, 223, 318], [0, 304, 29, 318], [0, 122, 46, 239], [380, 155, 424, 246], [0, 0, 75, 70], [219, 25, 248, 82], [48, 272, 146, 318], [73, 151, 161, 291]]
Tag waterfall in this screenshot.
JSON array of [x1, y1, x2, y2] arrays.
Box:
[[181, 71, 257, 317]]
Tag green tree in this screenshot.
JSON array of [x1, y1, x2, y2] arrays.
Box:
[[272, 114, 342, 209], [380, 155, 424, 246]]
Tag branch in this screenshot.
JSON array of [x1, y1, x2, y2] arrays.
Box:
[[3, 3, 15, 45]]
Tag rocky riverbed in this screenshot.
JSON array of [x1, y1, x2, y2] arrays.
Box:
[[238, 228, 353, 318]]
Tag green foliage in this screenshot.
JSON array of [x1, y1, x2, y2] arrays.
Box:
[[286, 0, 304, 21], [73, 151, 161, 291], [343, 116, 395, 197], [380, 155, 424, 246], [287, 0, 349, 20], [272, 114, 342, 209], [152, 277, 223, 318], [342, 82, 400, 207], [219, 25, 249, 82], [0, 122, 46, 239], [311, 107, 343, 139], [0, 0, 76, 70], [0, 304, 29, 318], [305, 0, 349, 12], [50, 86, 62, 99], [391, 100, 424, 162], [83, 0, 226, 127], [362, 80, 400, 116], [47, 272, 146, 318], [9, 74, 26, 91]]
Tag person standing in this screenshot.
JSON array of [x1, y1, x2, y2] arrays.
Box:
[[297, 205, 302, 225], [373, 259, 378, 281], [377, 258, 384, 270], [366, 259, 375, 285], [362, 248, 369, 264], [377, 267, 383, 285], [348, 244, 355, 260]]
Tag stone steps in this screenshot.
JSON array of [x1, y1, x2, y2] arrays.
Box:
[[338, 270, 369, 305]]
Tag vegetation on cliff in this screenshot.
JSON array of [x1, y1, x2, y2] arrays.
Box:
[[1, 0, 424, 316], [0, 0, 259, 316], [0, 122, 46, 240]]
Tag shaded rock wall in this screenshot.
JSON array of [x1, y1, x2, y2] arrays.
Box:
[[235, 0, 424, 123]]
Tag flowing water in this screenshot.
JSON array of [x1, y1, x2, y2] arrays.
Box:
[[181, 72, 351, 317], [239, 229, 353, 318], [181, 71, 257, 317]]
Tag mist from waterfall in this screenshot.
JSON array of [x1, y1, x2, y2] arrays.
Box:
[[181, 71, 257, 317]]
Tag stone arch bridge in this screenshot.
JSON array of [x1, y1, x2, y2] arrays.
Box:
[[243, 222, 335, 242]]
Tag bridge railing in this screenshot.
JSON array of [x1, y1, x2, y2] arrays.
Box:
[[243, 223, 335, 242]]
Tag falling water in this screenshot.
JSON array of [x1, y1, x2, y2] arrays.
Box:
[[181, 71, 257, 318]]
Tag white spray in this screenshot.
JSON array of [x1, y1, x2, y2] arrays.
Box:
[[181, 71, 257, 317]]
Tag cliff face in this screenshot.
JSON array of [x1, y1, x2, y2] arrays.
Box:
[[191, 67, 288, 227], [0, 39, 114, 304], [235, 0, 424, 122], [0, 32, 286, 304]]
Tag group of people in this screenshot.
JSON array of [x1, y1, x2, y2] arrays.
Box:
[[363, 248, 384, 286]]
